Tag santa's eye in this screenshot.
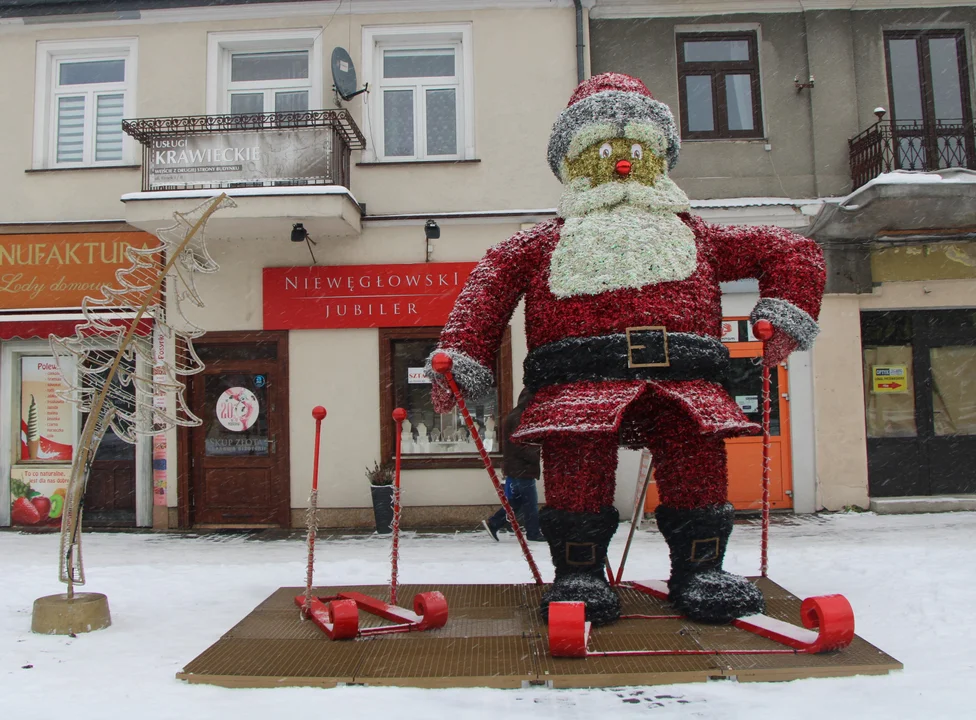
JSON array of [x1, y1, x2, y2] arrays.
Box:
[[631, 144, 643, 160], [599, 142, 612, 159]]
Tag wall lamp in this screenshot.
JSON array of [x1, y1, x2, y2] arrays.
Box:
[[424, 219, 440, 262], [292, 222, 317, 264]]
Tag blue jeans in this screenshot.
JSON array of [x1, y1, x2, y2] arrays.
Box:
[[488, 477, 543, 540]]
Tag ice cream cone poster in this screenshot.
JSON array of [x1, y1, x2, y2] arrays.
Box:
[[20, 356, 75, 462], [9, 466, 70, 527]]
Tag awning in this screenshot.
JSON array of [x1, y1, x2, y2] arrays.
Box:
[[0, 314, 152, 341]]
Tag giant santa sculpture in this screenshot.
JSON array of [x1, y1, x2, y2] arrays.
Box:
[[427, 73, 825, 626]]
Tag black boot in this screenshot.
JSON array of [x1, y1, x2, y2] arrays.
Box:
[[655, 502, 765, 624], [538, 506, 621, 626]]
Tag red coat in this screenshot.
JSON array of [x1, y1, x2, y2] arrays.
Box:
[[438, 213, 825, 444]]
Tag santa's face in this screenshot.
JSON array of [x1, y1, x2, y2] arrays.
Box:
[[565, 136, 666, 188], [549, 136, 698, 299]]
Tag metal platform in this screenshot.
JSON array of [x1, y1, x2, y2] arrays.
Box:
[[177, 580, 902, 689]]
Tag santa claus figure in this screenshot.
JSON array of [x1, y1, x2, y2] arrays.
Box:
[[428, 73, 825, 626]]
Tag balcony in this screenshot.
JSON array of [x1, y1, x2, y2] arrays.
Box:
[[849, 118, 976, 190], [120, 110, 366, 239]]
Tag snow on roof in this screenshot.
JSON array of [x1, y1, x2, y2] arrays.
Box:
[[120, 185, 358, 204], [836, 168, 976, 207]]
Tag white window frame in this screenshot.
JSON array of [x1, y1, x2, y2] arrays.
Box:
[[33, 38, 138, 169], [362, 23, 475, 162], [207, 29, 323, 116]]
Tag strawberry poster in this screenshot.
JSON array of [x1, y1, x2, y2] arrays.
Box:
[[20, 356, 74, 462], [9, 467, 69, 527]]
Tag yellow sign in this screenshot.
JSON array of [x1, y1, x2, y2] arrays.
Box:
[[872, 365, 909, 394]]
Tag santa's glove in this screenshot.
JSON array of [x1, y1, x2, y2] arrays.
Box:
[[749, 298, 820, 368], [424, 348, 496, 414]]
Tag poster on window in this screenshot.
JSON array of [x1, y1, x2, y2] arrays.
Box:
[[9, 466, 70, 527], [20, 357, 74, 462]]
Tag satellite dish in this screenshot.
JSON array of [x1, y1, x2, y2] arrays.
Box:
[[331, 47, 368, 103]]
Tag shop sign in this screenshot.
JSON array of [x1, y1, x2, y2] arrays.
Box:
[[0, 232, 157, 310], [9, 466, 70, 527], [736, 395, 760, 413], [263, 262, 477, 329], [148, 129, 334, 189], [407, 367, 430, 384], [872, 365, 908, 394], [20, 357, 74, 462], [721, 320, 740, 342]]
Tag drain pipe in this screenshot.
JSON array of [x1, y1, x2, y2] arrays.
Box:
[[573, 0, 585, 83]]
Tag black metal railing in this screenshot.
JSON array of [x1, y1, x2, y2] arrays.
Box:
[[122, 109, 365, 193], [849, 118, 976, 189]]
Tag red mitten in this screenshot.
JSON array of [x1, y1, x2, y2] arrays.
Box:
[[762, 331, 799, 367], [431, 381, 457, 414]]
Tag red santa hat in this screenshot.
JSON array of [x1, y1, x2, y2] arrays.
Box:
[[547, 72, 680, 182]]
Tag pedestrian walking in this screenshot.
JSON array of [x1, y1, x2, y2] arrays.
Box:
[[482, 388, 545, 542]]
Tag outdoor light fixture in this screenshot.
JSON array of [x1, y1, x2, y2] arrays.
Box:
[[291, 223, 308, 243], [424, 219, 440, 262]]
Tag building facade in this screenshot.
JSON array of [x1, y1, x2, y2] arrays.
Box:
[[3, 0, 972, 531], [590, 0, 976, 511]]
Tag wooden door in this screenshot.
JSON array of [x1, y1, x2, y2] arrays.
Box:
[[182, 332, 289, 528], [84, 361, 136, 527]]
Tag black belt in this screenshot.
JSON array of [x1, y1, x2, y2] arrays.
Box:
[[523, 327, 730, 391]]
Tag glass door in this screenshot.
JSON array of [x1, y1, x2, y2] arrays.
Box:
[[884, 30, 974, 170]]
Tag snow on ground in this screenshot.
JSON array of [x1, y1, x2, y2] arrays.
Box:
[[2, 511, 975, 720]]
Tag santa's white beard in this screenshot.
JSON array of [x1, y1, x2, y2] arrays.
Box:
[[549, 176, 698, 298]]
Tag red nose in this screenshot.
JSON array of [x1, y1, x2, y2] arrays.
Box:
[[615, 159, 632, 176]]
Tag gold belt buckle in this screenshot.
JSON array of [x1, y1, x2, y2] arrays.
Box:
[[625, 326, 670, 369]]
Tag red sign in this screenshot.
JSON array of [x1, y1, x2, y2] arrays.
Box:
[[263, 262, 477, 329]]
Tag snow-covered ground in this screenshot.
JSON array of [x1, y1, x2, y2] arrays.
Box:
[[2, 511, 974, 720]]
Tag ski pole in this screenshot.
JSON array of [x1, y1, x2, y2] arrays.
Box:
[[303, 405, 327, 616], [614, 455, 654, 586], [752, 320, 774, 578], [431, 353, 543, 585], [390, 407, 407, 606]]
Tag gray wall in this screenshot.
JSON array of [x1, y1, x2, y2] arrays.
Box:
[[590, 7, 976, 200]]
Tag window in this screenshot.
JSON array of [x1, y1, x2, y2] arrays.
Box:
[[676, 31, 763, 139], [207, 30, 323, 115], [363, 24, 475, 162], [33, 39, 137, 168], [379, 327, 512, 470]]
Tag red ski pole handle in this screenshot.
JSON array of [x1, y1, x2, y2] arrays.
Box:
[[311, 406, 327, 492], [753, 319, 774, 342]]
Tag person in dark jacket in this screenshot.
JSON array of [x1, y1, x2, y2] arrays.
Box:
[[483, 388, 545, 542]]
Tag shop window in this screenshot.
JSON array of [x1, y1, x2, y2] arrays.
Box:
[[379, 327, 512, 469], [676, 31, 763, 140], [33, 38, 138, 168], [362, 24, 474, 162], [930, 346, 976, 436], [207, 30, 322, 115]]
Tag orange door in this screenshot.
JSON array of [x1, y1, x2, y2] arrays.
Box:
[[644, 319, 793, 512]]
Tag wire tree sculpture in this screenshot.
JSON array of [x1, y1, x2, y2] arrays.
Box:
[[50, 194, 235, 596]]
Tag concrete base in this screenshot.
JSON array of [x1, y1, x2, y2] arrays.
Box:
[[870, 495, 976, 515], [31, 593, 112, 635]]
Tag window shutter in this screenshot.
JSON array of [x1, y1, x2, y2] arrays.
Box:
[[56, 95, 86, 163], [95, 93, 125, 162]]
